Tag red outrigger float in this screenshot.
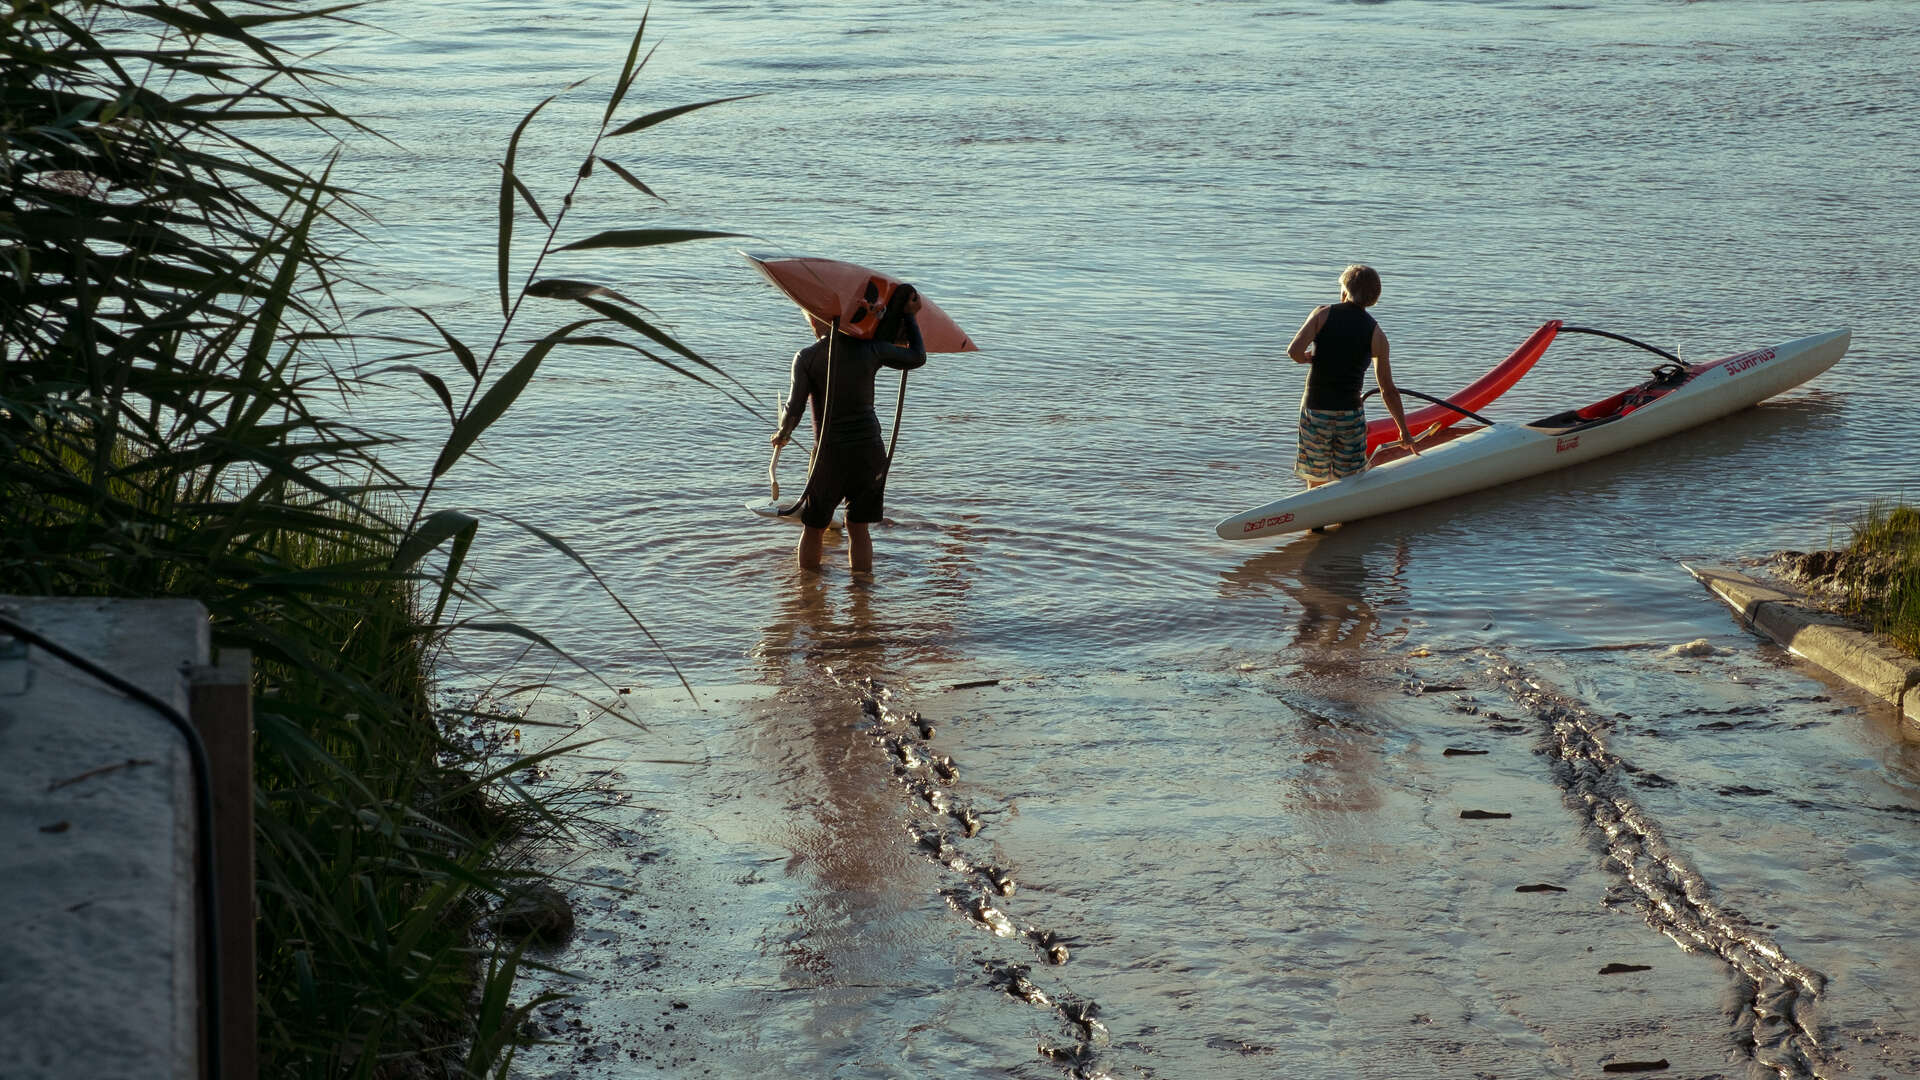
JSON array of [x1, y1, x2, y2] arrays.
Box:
[[1362, 319, 1560, 453]]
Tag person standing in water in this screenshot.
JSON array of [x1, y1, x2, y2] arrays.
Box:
[[1286, 264, 1418, 488], [772, 284, 927, 572]]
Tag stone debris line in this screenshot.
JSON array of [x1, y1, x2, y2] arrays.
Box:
[[986, 960, 1115, 1080], [847, 676, 1114, 1080], [1479, 651, 1836, 1080]]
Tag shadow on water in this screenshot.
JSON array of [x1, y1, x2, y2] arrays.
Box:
[[1491, 392, 1827, 527], [751, 568, 878, 679], [737, 555, 1000, 1071], [751, 521, 984, 680], [761, 643, 905, 1060], [1222, 391, 1844, 546], [1205, 394, 1856, 657]]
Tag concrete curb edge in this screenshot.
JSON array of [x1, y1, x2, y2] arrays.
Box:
[[1684, 562, 1920, 729]]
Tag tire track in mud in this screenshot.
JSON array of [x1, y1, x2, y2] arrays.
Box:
[[841, 674, 1119, 1080], [1476, 649, 1836, 1080]]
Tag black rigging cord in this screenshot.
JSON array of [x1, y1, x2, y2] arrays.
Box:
[[0, 612, 223, 1078], [1359, 386, 1496, 427], [882, 366, 908, 483], [1559, 325, 1684, 366], [782, 320, 836, 519], [780, 305, 914, 518], [1358, 323, 1690, 436]]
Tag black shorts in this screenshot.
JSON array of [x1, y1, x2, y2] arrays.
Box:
[[797, 440, 889, 529]]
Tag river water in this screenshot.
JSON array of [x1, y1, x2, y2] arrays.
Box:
[[297, 1, 1920, 1076]]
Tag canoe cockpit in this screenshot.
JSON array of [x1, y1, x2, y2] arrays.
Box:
[[1526, 360, 1693, 435], [1524, 327, 1695, 435]]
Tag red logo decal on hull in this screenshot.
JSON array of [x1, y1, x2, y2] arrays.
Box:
[[1243, 512, 1295, 533], [1556, 435, 1580, 453], [1722, 347, 1776, 375]]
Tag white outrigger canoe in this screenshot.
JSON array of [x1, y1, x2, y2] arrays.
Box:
[[1216, 327, 1850, 540]]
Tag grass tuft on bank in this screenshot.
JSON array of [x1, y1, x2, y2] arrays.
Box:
[[1837, 502, 1920, 657]]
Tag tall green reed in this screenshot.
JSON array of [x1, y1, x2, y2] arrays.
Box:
[[3, 2, 751, 1075]]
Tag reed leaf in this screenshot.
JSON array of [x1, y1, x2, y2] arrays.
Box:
[[602, 10, 650, 126], [377, 364, 458, 421], [431, 317, 597, 479], [596, 156, 666, 202], [392, 508, 482, 572], [503, 164, 552, 228], [497, 93, 558, 318], [570, 294, 759, 399], [524, 278, 650, 310], [390, 305, 482, 382], [557, 334, 766, 422], [479, 508, 695, 705], [555, 226, 739, 252], [607, 93, 762, 138], [429, 516, 478, 628]]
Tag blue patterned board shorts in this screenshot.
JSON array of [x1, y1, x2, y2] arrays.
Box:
[[1295, 406, 1368, 483]]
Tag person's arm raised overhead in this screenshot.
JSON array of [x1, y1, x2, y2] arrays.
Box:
[[872, 289, 928, 371]]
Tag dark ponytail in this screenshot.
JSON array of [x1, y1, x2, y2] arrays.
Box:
[[873, 282, 918, 343]]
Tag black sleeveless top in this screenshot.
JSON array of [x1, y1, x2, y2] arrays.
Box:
[[1304, 303, 1378, 411]]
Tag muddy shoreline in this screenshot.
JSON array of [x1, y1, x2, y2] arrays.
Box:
[[505, 618, 1920, 1080]]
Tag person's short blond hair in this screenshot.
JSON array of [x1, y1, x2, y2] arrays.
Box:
[[1339, 264, 1381, 307]]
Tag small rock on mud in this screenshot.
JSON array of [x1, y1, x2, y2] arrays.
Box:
[[1666, 638, 1722, 657], [493, 884, 575, 943]]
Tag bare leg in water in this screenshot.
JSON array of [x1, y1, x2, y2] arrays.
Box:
[[796, 521, 874, 572], [795, 521, 874, 572], [848, 522, 872, 573], [797, 525, 826, 571]]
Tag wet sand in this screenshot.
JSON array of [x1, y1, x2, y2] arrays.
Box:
[[509, 616, 1920, 1080]]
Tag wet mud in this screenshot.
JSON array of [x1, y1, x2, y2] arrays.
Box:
[[1476, 651, 1832, 1079], [853, 675, 1117, 1078], [1774, 548, 1909, 615], [508, 579, 1920, 1080], [1420, 636, 1920, 1080]]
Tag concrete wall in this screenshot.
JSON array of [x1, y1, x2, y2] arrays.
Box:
[[1687, 565, 1920, 728], [0, 597, 210, 1080]]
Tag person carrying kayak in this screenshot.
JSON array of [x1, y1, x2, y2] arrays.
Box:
[[772, 284, 927, 572], [1286, 264, 1418, 488]]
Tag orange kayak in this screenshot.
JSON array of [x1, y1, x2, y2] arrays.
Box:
[[742, 252, 978, 353]]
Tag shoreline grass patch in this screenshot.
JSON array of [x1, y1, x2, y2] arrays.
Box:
[[1782, 501, 1920, 659], [1836, 501, 1920, 657]]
